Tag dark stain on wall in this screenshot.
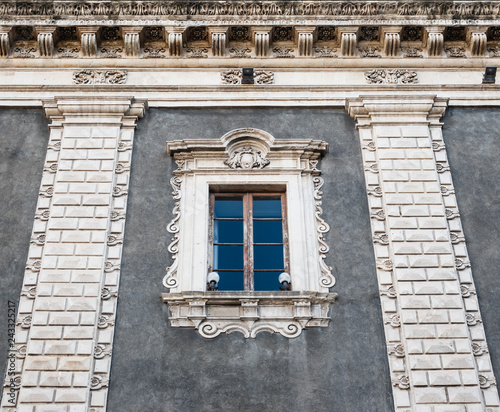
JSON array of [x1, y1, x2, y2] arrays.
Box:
[[109, 108, 394, 412], [442, 107, 500, 393], [0, 109, 49, 404]]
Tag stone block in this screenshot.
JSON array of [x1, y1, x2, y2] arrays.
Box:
[[447, 387, 482, 403], [436, 324, 469, 339], [423, 340, 455, 354], [400, 295, 431, 309], [34, 297, 66, 311], [414, 387, 447, 403], [39, 372, 73, 387], [428, 370, 461, 386], [54, 388, 88, 403], [18, 388, 55, 403], [417, 309, 448, 323], [30, 326, 63, 339], [409, 354, 441, 370], [58, 356, 92, 371], [24, 356, 58, 371]]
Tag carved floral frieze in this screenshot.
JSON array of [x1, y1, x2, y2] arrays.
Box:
[[2, 1, 500, 18], [364, 69, 418, 84], [72, 70, 127, 85], [221, 69, 274, 85]]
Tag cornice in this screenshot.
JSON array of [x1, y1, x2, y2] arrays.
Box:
[[1, 1, 500, 20]]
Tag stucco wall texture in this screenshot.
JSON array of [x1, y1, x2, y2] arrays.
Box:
[[108, 108, 394, 412], [442, 107, 500, 392], [0, 109, 50, 404]]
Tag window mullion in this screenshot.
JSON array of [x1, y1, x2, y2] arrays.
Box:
[[243, 193, 254, 291]]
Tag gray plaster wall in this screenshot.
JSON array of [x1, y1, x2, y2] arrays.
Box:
[[108, 108, 394, 411], [442, 107, 500, 387], [0, 109, 49, 404]]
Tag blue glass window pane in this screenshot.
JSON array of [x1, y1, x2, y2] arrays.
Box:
[[213, 245, 243, 270], [253, 220, 283, 244], [254, 245, 284, 270], [218, 272, 244, 291], [214, 199, 243, 218], [253, 198, 281, 218], [254, 271, 282, 291], [214, 220, 243, 243]]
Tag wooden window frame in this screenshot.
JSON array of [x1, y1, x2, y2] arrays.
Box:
[[208, 191, 289, 291]]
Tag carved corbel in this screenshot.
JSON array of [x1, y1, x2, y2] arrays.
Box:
[[252, 27, 272, 57], [467, 27, 487, 57], [295, 27, 316, 57], [166, 27, 184, 57], [78, 26, 98, 57], [123, 26, 142, 58], [36, 27, 56, 57], [425, 27, 444, 57], [382, 27, 401, 57], [209, 27, 228, 57], [338, 27, 358, 57], [0, 27, 11, 57]]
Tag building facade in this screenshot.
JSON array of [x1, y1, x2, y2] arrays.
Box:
[[1, 1, 500, 411]]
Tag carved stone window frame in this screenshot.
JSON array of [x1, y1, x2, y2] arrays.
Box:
[[162, 128, 336, 338]]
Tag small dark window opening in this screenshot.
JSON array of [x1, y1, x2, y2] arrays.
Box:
[[209, 192, 289, 291]]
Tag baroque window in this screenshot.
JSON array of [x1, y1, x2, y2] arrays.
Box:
[[162, 128, 336, 338]]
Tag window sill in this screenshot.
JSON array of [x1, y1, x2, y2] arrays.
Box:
[[162, 291, 337, 338]]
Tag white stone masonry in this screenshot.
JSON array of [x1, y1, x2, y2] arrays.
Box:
[[347, 95, 500, 412], [1, 96, 146, 412]]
